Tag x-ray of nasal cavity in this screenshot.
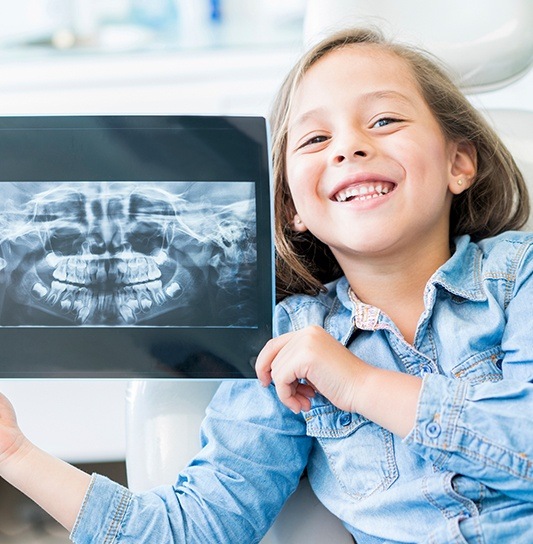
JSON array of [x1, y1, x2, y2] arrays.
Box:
[[0, 181, 257, 327]]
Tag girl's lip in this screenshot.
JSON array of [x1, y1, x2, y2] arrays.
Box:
[[329, 174, 398, 201]]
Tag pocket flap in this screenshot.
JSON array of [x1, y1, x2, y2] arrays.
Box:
[[305, 405, 369, 438], [451, 346, 503, 384]]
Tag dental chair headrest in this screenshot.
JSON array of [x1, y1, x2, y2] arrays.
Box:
[[304, 0, 533, 93]]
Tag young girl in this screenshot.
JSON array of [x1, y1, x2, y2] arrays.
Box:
[[1, 27, 532, 543]]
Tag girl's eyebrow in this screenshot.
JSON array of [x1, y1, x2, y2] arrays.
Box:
[[288, 89, 415, 135], [364, 89, 414, 106]]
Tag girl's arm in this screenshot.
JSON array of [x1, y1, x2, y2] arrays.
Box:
[[1, 381, 311, 543], [256, 326, 533, 503], [0, 392, 91, 531], [255, 325, 423, 437]]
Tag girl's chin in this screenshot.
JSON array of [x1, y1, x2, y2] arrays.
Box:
[[332, 239, 402, 260]]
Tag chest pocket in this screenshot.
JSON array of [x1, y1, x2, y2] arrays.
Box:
[[305, 403, 398, 500], [451, 346, 503, 385]]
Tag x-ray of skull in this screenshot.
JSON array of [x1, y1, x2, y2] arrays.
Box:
[[0, 181, 257, 327]]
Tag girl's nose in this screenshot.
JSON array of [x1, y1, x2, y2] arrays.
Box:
[[332, 149, 367, 164], [330, 131, 372, 164]]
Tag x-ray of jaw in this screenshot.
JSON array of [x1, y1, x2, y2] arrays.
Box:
[[0, 181, 257, 327]]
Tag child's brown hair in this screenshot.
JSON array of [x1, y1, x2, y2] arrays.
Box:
[[271, 27, 529, 300]]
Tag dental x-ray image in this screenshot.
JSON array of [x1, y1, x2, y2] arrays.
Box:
[[0, 181, 257, 327], [0, 115, 272, 378]]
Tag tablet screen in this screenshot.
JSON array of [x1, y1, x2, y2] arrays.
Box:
[[0, 115, 272, 378]]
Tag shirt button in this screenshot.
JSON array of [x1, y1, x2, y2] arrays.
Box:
[[420, 364, 433, 375], [425, 421, 441, 438], [339, 413, 352, 426]]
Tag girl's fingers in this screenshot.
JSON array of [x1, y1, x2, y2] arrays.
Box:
[[274, 378, 315, 414], [292, 383, 315, 412], [296, 383, 316, 398], [255, 333, 294, 386], [276, 386, 309, 414], [256, 331, 320, 412]]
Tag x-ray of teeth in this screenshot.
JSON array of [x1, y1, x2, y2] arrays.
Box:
[[0, 181, 257, 327]]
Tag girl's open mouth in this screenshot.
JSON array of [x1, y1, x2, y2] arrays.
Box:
[[333, 181, 396, 202]]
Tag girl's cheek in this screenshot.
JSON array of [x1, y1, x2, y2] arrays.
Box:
[[288, 157, 318, 187], [285, 163, 301, 192]]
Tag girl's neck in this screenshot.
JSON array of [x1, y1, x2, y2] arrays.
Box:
[[340, 241, 452, 344]]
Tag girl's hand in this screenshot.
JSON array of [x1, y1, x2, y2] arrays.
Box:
[[255, 326, 368, 414], [0, 392, 28, 474]]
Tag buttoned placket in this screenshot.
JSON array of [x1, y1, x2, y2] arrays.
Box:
[[347, 286, 441, 378]]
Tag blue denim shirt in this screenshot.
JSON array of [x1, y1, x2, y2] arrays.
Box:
[[72, 232, 533, 544]]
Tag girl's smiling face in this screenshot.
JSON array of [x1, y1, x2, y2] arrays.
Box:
[[285, 45, 473, 269]]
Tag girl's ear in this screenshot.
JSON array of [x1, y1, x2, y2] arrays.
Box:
[[292, 214, 308, 232], [448, 140, 477, 195]]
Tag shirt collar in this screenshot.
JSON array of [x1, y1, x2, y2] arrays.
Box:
[[428, 235, 486, 302]]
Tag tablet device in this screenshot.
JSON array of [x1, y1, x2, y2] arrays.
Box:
[[0, 115, 272, 378]]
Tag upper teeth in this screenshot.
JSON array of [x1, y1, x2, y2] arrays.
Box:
[[335, 183, 391, 202], [50, 255, 162, 286]]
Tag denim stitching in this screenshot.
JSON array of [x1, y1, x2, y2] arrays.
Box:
[[307, 409, 398, 499], [305, 409, 367, 438], [444, 473, 478, 517], [454, 354, 501, 378], [426, 324, 439, 368], [103, 488, 132, 544], [452, 348, 504, 384], [324, 297, 343, 333], [284, 299, 331, 331], [505, 239, 530, 309], [70, 473, 97, 538], [317, 431, 397, 501], [453, 429, 532, 481], [422, 476, 454, 519], [380, 426, 399, 486]]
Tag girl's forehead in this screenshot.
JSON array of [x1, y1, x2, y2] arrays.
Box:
[[289, 45, 421, 116], [302, 45, 415, 90]]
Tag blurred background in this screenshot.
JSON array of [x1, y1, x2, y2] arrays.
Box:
[[0, 0, 305, 116], [0, 1, 530, 542]]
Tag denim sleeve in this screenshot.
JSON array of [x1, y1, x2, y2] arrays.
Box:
[[71, 380, 311, 543], [404, 245, 533, 503], [500, 238, 533, 383], [403, 375, 533, 502]]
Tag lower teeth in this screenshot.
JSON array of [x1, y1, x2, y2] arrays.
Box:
[[33, 279, 175, 323]]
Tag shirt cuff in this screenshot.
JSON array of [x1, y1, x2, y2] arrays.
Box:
[[403, 374, 468, 466], [71, 473, 133, 544]]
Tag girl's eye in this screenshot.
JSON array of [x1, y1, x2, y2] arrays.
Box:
[[372, 117, 402, 128], [299, 135, 329, 148]]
